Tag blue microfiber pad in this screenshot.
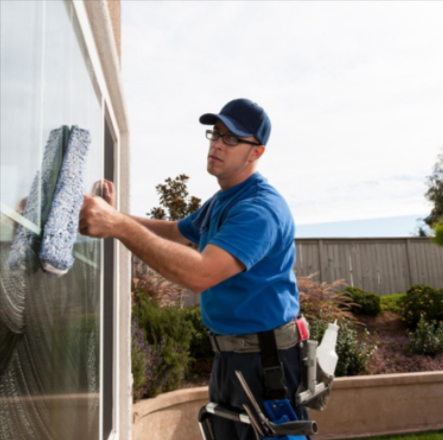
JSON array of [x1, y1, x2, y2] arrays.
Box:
[[3, 127, 67, 334], [7, 127, 68, 271], [39, 126, 90, 277]]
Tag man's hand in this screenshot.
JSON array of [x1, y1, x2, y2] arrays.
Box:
[[79, 194, 124, 238], [103, 179, 116, 208], [91, 179, 116, 208]]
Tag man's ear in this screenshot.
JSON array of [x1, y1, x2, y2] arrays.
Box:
[[250, 145, 265, 162]]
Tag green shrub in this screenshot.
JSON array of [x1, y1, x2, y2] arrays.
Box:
[[432, 219, 443, 247], [132, 296, 194, 396], [406, 284, 433, 296], [309, 319, 377, 377], [307, 318, 328, 343], [182, 306, 213, 359], [400, 287, 443, 327], [342, 287, 382, 316], [182, 306, 214, 380], [131, 321, 147, 401], [380, 293, 407, 313], [408, 316, 443, 356]]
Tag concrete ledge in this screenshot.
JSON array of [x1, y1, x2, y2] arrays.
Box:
[[132, 372, 443, 440], [133, 388, 209, 440], [311, 371, 443, 440]]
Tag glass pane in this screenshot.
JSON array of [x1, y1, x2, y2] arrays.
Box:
[[0, 2, 104, 440]]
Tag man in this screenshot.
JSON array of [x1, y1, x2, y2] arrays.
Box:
[[80, 98, 307, 440]]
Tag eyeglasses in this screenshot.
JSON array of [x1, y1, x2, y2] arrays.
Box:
[[205, 130, 261, 147]]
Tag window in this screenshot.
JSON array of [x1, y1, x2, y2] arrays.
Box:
[[0, 2, 110, 439]]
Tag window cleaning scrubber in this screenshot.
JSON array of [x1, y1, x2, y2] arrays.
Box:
[[3, 127, 68, 334], [7, 127, 68, 272], [39, 126, 91, 277]]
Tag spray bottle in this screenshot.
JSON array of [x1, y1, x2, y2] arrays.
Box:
[[316, 320, 339, 376]]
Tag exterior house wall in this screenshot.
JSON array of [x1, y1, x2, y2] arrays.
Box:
[[106, 0, 121, 63]]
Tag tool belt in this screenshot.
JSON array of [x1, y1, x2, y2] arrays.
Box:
[[208, 316, 332, 410], [209, 317, 310, 401], [208, 320, 301, 354]]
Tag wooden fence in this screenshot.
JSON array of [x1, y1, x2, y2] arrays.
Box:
[[295, 237, 443, 295], [132, 237, 443, 305]]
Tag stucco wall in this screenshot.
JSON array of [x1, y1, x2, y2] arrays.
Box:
[[133, 372, 443, 440], [106, 0, 121, 63]]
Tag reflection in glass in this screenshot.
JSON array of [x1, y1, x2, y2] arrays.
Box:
[[0, 2, 104, 439]]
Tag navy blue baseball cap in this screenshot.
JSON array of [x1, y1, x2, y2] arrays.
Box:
[[199, 98, 271, 146]]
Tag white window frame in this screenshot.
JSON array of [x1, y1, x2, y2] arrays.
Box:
[[70, 2, 131, 440]]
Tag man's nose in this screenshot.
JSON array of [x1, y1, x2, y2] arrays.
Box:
[[213, 137, 224, 149]]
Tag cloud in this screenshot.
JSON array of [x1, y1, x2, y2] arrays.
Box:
[[122, 1, 443, 223]]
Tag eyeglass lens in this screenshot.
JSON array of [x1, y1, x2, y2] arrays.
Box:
[[206, 130, 239, 146]]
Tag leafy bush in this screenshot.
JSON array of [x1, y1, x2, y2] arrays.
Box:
[[408, 316, 443, 356], [182, 306, 214, 380], [380, 293, 407, 313], [131, 320, 148, 400], [400, 287, 443, 327], [406, 284, 433, 296], [182, 306, 213, 359], [298, 274, 354, 323], [298, 276, 377, 376], [132, 296, 194, 398], [342, 287, 382, 316], [431, 219, 443, 247], [309, 318, 377, 377], [131, 319, 163, 401]]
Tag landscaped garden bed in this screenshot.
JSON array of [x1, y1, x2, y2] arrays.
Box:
[[359, 311, 443, 375], [131, 274, 443, 397], [130, 275, 443, 440]]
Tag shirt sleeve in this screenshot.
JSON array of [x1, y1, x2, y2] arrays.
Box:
[[177, 209, 201, 245], [209, 201, 278, 271]]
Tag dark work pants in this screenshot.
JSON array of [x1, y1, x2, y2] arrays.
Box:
[[208, 345, 309, 440]]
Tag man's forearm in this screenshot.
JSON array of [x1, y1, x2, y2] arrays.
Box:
[[116, 214, 205, 293], [79, 195, 244, 292], [130, 215, 189, 244]]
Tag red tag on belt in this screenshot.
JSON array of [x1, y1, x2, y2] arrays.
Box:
[[295, 317, 309, 341]]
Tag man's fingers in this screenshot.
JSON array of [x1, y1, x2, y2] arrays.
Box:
[[102, 181, 116, 207], [78, 216, 87, 229], [80, 195, 92, 220], [79, 226, 92, 237]]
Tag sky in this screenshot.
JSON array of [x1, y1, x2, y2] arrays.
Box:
[[121, 1, 443, 238]]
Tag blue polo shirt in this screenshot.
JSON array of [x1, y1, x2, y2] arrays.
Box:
[[178, 173, 299, 335]]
